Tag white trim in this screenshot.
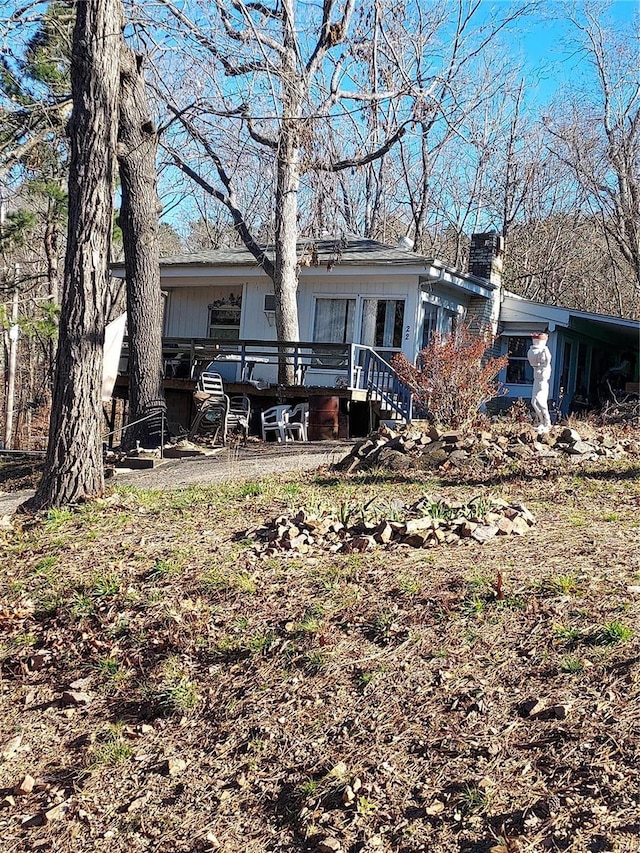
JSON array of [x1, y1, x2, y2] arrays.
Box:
[[309, 292, 409, 353], [421, 268, 495, 298], [421, 290, 466, 314]]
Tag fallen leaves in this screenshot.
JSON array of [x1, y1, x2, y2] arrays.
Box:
[[0, 430, 638, 853], [1, 734, 24, 760], [166, 757, 188, 777], [15, 774, 35, 796]]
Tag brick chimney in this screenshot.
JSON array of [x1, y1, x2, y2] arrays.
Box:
[[467, 231, 504, 337], [468, 231, 504, 287]]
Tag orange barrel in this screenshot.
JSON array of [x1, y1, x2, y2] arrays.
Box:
[[307, 396, 339, 440]]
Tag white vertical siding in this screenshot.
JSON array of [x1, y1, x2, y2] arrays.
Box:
[[241, 280, 278, 341], [162, 270, 424, 357], [164, 280, 247, 338]]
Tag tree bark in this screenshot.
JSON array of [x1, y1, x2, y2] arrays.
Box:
[[272, 4, 302, 385], [43, 206, 59, 383], [273, 120, 301, 384], [21, 0, 121, 511], [117, 43, 164, 447]]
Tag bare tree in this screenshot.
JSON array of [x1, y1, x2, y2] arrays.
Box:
[[22, 0, 122, 510], [543, 3, 640, 297], [142, 0, 541, 380], [146, 0, 431, 380]]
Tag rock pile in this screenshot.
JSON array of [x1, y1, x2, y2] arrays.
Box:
[[334, 422, 639, 474], [245, 495, 536, 556]]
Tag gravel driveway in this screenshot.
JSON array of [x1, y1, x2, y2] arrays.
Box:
[[0, 440, 354, 516], [113, 439, 353, 488]]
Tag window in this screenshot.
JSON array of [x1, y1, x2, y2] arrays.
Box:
[[560, 340, 571, 395], [441, 309, 458, 339], [505, 336, 534, 384], [421, 302, 459, 348], [575, 342, 589, 400], [208, 293, 242, 341], [422, 304, 438, 348], [361, 298, 405, 352], [313, 298, 356, 343], [312, 298, 355, 366]]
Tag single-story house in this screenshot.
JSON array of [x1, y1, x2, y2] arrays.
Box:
[[112, 232, 639, 435], [497, 292, 639, 416], [150, 234, 499, 379]]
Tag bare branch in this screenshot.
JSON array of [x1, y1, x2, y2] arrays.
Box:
[[313, 122, 410, 172], [161, 141, 274, 279], [306, 0, 356, 79], [214, 0, 286, 57], [156, 0, 277, 75]]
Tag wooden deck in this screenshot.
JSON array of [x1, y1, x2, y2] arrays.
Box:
[[111, 337, 410, 443], [111, 374, 372, 442]]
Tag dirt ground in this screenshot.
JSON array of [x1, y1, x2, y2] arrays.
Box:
[[1, 429, 639, 853]]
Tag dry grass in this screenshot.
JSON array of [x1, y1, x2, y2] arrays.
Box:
[[0, 448, 639, 853]]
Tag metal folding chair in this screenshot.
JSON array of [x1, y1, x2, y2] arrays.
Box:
[[227, 395, 251, 443], [188, 372, 229, 444]]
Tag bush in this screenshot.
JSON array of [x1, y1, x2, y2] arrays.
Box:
[[392, 323, 508, 430]]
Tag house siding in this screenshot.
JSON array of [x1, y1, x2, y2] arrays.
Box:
[[165, 280, 247, 339]]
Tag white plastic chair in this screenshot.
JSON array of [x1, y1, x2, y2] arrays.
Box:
[[286, 403, 309, 441], [261, 405, 292, 442]]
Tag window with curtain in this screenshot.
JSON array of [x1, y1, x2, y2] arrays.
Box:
[[313, 298, 356, 343], [360, 298, 404, 352], [421, 304, 438, 349], [312, 298, 355, 366], [421, 303, 458, 348], [441, 308, 458, 338]]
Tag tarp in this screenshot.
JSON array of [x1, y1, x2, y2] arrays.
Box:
[[102, 312, 127, 401]]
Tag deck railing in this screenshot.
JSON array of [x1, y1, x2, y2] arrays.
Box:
[[121, 337, 412, 421], [123, 337, 351, 385]]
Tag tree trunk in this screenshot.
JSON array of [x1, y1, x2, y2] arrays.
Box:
[[21, 0, 121, 511], [43, 206, 59, 384], [274, 127, 301, 385], [117, 43, 164, 448], [273, 25, 302, 385]]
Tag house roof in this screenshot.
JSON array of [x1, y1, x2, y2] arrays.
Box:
[[501, 290, 639, 346], [141, 236, 497, 299], [110, 235, 496, 297], [155, 237, 433, 268]]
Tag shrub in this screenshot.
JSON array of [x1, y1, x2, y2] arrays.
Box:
[[392, 323, 508, 430]]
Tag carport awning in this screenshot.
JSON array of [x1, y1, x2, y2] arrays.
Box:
[[568, 315, 639, 348], [500, 292, 639, 348]]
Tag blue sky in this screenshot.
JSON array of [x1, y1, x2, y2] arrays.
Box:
[[3, 1, 636, 110], [508, 0, 638, 104], [2, 0, 638, 229]]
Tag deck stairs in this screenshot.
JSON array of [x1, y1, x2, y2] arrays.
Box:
[[350, 345, 413, 424]]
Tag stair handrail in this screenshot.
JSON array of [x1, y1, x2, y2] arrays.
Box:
[[351, 344, 413, 422]]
